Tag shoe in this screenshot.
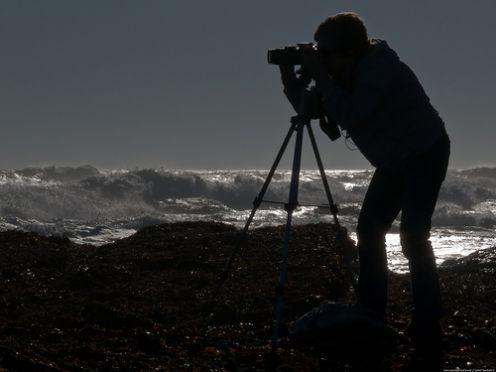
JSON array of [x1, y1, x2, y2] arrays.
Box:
[[404, 348, 442, 372], [404, 319, 443, 371], [405, 318, 441, 344]]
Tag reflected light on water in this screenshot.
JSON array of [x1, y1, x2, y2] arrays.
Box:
[[350, 228, 495, 273]]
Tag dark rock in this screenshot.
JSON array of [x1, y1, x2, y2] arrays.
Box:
[[0, 223, 494, 371], [135, 331, 164, 354], [0, 346, 61, 371]]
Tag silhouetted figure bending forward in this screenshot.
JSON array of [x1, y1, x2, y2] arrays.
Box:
[[280, 12, 450, 370]]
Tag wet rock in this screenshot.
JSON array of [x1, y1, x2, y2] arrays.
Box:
[[0, 346, 61, 371], [0, 222, 494, 370], [470, 327, 496, 350], [81, 302, 150, 328], [135, 331, 164, 354]]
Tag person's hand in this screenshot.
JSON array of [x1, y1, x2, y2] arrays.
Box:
[[300, 48, 329, 82], [279, 65, 313, 112], [279, 65, 311, 89]]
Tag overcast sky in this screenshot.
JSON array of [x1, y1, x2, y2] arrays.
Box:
[[0, 1, 494, 170]]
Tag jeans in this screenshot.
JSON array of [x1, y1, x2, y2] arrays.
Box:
[[356, 131, 450, 324]]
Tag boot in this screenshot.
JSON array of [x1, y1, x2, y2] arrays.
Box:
[[404, 319, 443, 371]]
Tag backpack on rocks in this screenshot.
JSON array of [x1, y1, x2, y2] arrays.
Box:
[[289, 302, 399, 356]]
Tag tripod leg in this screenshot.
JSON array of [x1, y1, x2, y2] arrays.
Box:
[[204, 121, 297, 317], [272, 120, 305, 349], [307, 123, 359, 292], [306, 123, 339, 225]]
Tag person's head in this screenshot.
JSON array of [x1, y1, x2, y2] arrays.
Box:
[[314, 12, 370, 78]]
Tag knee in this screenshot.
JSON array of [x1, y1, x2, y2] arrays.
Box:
[[400, 229, 433, 261], [356, 225, 388, 271], [356, 221, 386, 246]]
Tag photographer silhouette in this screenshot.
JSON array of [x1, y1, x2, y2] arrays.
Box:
[[281, 12, 450, 371]]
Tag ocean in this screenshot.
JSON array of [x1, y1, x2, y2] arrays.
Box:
[[1, 165, 494, 273]]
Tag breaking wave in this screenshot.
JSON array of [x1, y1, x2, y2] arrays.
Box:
[[0, 165, 494, 245]]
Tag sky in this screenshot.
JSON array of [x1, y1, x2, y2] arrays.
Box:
[[0, 0, 495, 170]]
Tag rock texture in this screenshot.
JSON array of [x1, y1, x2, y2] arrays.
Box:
[[0, 222, 494, 371]]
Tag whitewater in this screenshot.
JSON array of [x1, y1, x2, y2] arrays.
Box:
[[0, 165, 494, 273]]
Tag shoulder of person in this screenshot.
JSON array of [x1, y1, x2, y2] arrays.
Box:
[[356, 38, 401, 79]]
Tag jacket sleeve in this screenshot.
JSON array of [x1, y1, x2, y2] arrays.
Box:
[[315, 63, 393, 133]]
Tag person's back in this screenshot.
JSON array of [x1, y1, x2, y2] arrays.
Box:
[[316, 37, 446, 170]]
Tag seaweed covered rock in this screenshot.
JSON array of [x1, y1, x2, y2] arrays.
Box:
[[0, 222, 494, 370]]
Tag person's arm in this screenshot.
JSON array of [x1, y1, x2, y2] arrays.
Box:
[[279, 65, 312, 113], [315, 66, 392, 133]]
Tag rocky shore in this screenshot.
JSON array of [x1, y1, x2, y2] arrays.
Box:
[[0, 222, 494, 371]]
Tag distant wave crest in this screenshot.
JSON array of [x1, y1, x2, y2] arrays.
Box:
[[0, 166, 495, 239]]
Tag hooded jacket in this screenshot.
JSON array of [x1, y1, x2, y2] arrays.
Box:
[[317, 39, 447, 170]]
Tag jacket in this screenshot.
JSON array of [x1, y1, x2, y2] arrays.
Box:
[[317, 39, 447, 170]]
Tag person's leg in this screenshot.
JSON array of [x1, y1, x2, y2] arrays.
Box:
[[400, 133, 450, 326], [400, 133, 450, 368], [356, 168, 403, 317]]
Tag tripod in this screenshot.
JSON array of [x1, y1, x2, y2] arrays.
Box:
[[207, 89, 356, 350]]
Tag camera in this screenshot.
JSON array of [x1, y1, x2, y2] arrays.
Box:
[[267, 43, 341, 141], [267, 43, 316, 65]]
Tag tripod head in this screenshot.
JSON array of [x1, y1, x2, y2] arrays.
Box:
[[279, 65, 340, 141], [295, 87, 341, 141]]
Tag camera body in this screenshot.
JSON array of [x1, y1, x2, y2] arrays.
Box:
[[267, 43, 341, 141], [267, 43, 316, 65]]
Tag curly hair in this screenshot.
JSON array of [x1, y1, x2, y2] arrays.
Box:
[[314, 12, 369, 52]]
